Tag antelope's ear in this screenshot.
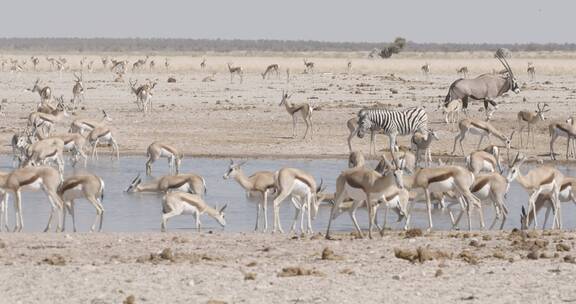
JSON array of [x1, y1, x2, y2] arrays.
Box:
[[219, 204, 228, 213]]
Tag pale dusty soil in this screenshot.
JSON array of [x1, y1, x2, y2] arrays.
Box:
[[0, 53, 575, 160], [0, 231, 575, 304]]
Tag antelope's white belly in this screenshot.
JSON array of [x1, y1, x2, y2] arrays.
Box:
[[482, 161, 495, 172], [159, 148, 174, 158], [429, 177, 455, 193], [537, 182, 555, 194], [559, 186, 572, 202], [472, 183, 490, 200], [181, 204, 199, 215], [469, 129, 487, 136], [62, 185, 85, 201], [291, 180, 311, 199], [23, 178, 43, 191], [174, 183, 191, 192], [344, 183, 385, 204]]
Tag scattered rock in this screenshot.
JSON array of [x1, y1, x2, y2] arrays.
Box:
[[527, 251, 539, 260], [42, 254, 66, 266], [0, 239, 5, 249], [246, 261, 257, 267], [469, 239, 482, 248], [278, 267, 324, 277], [244, 272, 257, 280], [405, 228, 423, 238], [392, 274, 401, 280], [458, 250, 479, 265], [123, 295, 135, 304], [206, 300, 227, 304], [492, 251, 506, 259], [321, 247, 343, 260], [564, 255, 576, 264], [389, 88, 398, 94], [556, 243, 571, 252], [540, 252, 553, 259], [167, 77, 176, 83], [160, 248, 174, 261], [340, 268, 355, 275], [482, 235, 492, 241], [435, 269, 443, 277], [394, 247, 451, 263]]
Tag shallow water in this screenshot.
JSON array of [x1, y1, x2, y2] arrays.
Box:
[[1, 156, 575, 233]]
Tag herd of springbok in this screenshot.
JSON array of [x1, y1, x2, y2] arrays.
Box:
[[0, 49, 574, 237]]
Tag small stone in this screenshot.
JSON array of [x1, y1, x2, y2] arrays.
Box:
[[244, 272, 257, 280], [526, 251, 539, 260], [556, 243, 571, 252], [123, 295, 135, 304], [392, 275, 401, 280], [434, 269, 443, 277]]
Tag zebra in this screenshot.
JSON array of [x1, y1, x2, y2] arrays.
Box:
[[355, 107, 429, 154]]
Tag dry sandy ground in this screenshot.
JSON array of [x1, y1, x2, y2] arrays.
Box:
[[0, 231, 575, 304], [0, 52, 575, 160]]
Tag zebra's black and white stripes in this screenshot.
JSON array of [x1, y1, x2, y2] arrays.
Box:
[[356, 107, 428, 151]]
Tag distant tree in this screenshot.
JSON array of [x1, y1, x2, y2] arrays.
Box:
[[376, 37, 407, 58]]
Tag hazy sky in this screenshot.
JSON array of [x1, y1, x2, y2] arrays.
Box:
[[1, 0, 572, 43]]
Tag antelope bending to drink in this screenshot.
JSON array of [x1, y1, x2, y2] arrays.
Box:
[[145, 142, 183, 176], [161, 192, 226, 232], [223, 160, 276, 232], [126, 173, 207, 195], [261, 64, 279, 79], [279, 91, 313, 139]]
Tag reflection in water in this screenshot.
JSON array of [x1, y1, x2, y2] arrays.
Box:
[[1, 157, 575, 232]]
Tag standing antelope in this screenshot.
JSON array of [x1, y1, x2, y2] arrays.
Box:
[[527, 62, 535, 81], [71, 72, 85, 111], [271, 168, 323, 234], [126, 173, 206, 195], [507, 153, 565, 229], [149, 59, 155, 71], [421, 63, 430, 77], [164, 57, 170, 70], [132, 56, 149, 71], [520, 177, 576, 230], [145, 142, 183, 175], [279, 91, 313, 139], [27, 96, 69, 135], [456, 66, 469, 78], [129, 79, 156, 113], [22, 137, 65, 178], [440, 99, 462, 125], [452, 118, 514, 156], [88, 126, 119, 160], [101, 57, 109, 70], [30, 56, 39, 71], [58, 174, 105, 232], [354, 107, 429, 154], [227, 63, 243, 83], [465, 145, 503, 174], [549, 116, 576, 160], [261, 64, 279, 79], [69, 110, 112, 135], [0, 166, 65, 232], [303, 58, 314, 73], [347, 60, 352, 73], [28, 79, 52, 104], [223, 160, 276, 232], [346, 117, 380, 155], [411, 129, 439, 167], [517, 102, 549, 148], [161, 192, 226, 232], [325, 157, 409, 239]]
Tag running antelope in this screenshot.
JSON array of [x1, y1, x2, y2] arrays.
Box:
[[261, 64, 279, 79], [279, 91, 313, 139], [227, 63, 243, 83], [507, 153, 565, 229], [520, 177, 576, 230], [71, 72, 85, 111], [0, 166, 65, 232], [161, 192, 226, 232], [28, 79, 52, 104], [517, 103, 549, 148], [394, 164, 483, 232], [411, 129, 439, 167], [465, 145, 503, 174], [527, 62, 535, 81], [223, 160, 276, 232], [58, 174, 105, 232], [271, 168, 323, 234], [325, 156, 409, 239], [126, 173, 207, 195], [549, 116, 576, 160], [69, 110, 112, 135], [145, 142, 183, 175], [452, 118, 514, 156], [303, 58, 314, 73], [88, 126, 119, 160]]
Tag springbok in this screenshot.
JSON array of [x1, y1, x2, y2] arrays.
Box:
[[28, 96, 69, 135], [325, 156, 409, 239], [227, 63, 243, 83], [34, 131, 88, 167], [549, 116, 576, 160], [69, 110, 112, 135], [145, 142, 183, 175], [347, 117, 380, 155], [303, 59, 314, 73], [200, 57, 207, 70], [271, 168, 323, 234], [101, 57, 109, 69], [30, 56, 39, 71], [22, 137, 65, 178], [132, 56, 149, 72], [71, 72, 85, 111], [527, 62, 535, 81], [520, 177, 576, 230], [126, 173, 206, 195], [279, 91, 313, 139], [517, 103, 549, 148], [161, 192, 226, 232], [507, 153, 565, 229], [58, 174, 105, 232], [421, 63, 430, 77], [261, 64, 279, 79], [88, 126, 119, 160], [28, 79, 52, 104], [456, 66, 468, 78], [440, 99, 462, 125], [445, 49, 519, 117], [465, 145, 503, 174], [0, 166, 65, 232], [223, 160, 276, 232], [452, 118, 514, 156], [411, 129, 439, 167], [129, 79, 157, 113]]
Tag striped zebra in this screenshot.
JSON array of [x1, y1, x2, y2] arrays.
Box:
[[355, 107, 428, 153]]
